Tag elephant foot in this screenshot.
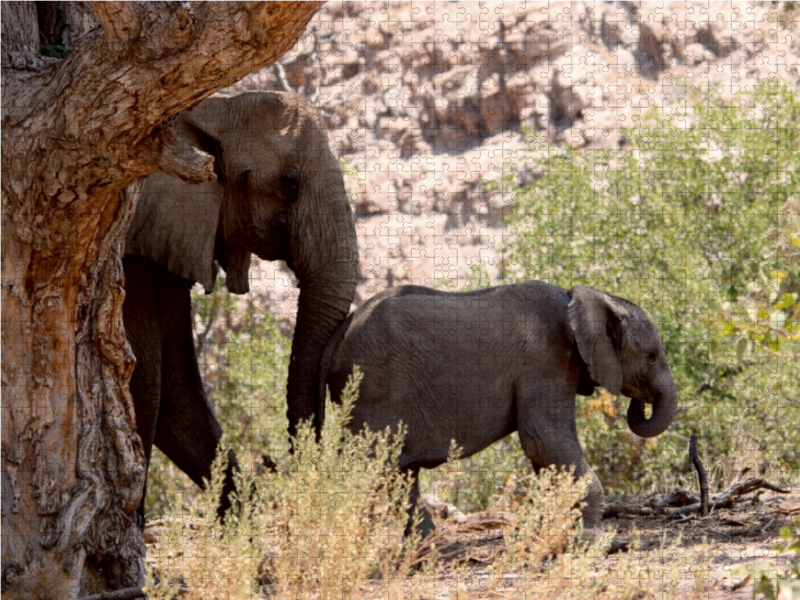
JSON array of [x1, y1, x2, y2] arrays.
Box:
[[581, 526, 604, 542], [580, 527, 630, 554], [406, 507, 436, 541], [607, 536, 630, 554]]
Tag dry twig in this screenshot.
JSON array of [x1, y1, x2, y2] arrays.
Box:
[[664, 477, 791, 516], [731, 466, 752, 486], [729, 574, 751, 592], [689, 435, 710, 516], [269, 28, 366, 122]]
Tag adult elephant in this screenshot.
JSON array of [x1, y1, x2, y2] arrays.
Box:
[[123, 91, 358, 523]]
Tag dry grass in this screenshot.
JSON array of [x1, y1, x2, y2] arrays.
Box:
[[144, 369, 716, 599], [145, 368, 414, 599]]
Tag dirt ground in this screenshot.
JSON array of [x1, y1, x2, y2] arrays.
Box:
[[414, 486, 800, 599], [602, 488, 798, 599]]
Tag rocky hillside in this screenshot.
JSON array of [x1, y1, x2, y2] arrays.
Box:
[[228, 1, 799, 323]]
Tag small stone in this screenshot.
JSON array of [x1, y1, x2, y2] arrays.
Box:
[[142, 527, 160, 544]]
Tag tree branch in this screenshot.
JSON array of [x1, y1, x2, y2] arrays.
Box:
[[82, 586, 147, 600], [91, 2, 141, 47], [274, 62, 295, 93], [267, 26, 367, 122], [144, 121, 216, 184], [3, 2, 323, 251]]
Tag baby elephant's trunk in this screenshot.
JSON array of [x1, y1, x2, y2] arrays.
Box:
[[626, 376, 678, 438]]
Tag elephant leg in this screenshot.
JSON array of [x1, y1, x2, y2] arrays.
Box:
[[153, 295, 239, 519], [516, 387, 604, 531], [122, 256, 165, 527], [129, 361, 160, 528], [404, 468, 435, 540]]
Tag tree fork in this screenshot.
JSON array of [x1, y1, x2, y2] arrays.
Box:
[[1, 2, 321, 598]]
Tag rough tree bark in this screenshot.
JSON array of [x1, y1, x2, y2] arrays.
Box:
[[1, 3, 322, 598]]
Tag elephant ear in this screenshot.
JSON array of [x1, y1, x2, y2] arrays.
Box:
[[567, 286, 628, 395], [125, 97, 230, 293]]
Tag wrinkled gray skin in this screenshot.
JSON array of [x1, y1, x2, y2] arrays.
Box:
[[124, 92, 358, 524], [320, 282, 677, 537]]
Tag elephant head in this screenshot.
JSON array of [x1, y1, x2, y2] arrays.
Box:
[[568, 286, 677, 438], [126, 91, 359, 438]]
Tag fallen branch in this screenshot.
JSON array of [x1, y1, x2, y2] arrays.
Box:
[[729, 573, 751, 592], [731, 466, 752, 486], [603, 502, 655, 519], [649, 488, 700, 512], [423, 493, 468, 523], [412, 532, 505, 567], [667, 502, 705, 517], [712, 477, 791, 510], [673, 514, 696, 525], [666, 477, 791, 516], [689, 435, 709, 516], [81, 587, 147, 600], [761, 517, 776, 535]]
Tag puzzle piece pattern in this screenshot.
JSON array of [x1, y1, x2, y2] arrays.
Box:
[[141, 2, 798, 594]]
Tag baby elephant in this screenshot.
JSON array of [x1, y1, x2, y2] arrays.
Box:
[[319, 282, 677, 537]]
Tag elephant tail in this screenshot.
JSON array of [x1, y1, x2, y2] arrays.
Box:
[[316, 312, 355, 441]]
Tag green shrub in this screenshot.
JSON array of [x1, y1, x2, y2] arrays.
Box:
[[751, 521, 800, 600], [493, 80, 800, 496], [428, 82, 800, 507]]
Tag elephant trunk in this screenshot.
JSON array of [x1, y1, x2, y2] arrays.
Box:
[[285, 177, 359, 441], [286, 275, 356, 439], [626, 371, 678, 438]]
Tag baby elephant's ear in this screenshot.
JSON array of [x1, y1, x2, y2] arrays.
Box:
[[568, 286, 627, 395]]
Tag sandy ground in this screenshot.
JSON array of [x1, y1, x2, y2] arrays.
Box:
[[406, 485, 800, 599]]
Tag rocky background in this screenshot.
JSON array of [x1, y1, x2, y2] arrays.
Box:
[[227, 1, 799, 324]]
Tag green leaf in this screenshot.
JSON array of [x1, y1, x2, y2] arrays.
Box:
[[774, 294, 797, 311], [757, 574, 776, 600], [736, 337, 748, 363]]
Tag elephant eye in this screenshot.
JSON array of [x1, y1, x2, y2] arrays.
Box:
[[648, 351, 658, 363], [281, 174, 299, 189], [279, 173, 300, 203]]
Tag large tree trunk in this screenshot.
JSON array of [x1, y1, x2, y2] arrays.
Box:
[[1, 3, 322, 598]]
